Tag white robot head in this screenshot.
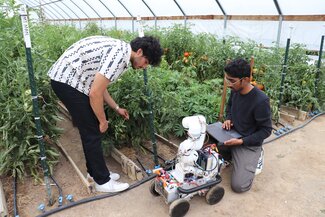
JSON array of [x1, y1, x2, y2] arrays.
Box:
[[181, 115, 206, 150]]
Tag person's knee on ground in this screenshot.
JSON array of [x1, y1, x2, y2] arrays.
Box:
[[230, 164, 256, 193], [231, 178, 253, 193]]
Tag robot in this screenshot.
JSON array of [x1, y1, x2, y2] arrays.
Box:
[[149, 115, 225, 217]]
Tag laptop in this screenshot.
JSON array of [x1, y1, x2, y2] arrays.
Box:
[[206, 122, 242, 144]]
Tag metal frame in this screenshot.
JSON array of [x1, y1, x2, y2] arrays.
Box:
[[215, 0, 228, 38], [59, 0, 82, 28], [117, 0, 135, 32], [81, 0, 103, 32], [273, 0, 283, 47], [98, 0, 117, 30], [142, 0, 157, 30], [69, 0, 89, 29], [50, 2, 73, 25], [173, 0, 187, 27], [18, 0, 325, 50], [21, 0, 56, 20], [33, 1, 66, 22]]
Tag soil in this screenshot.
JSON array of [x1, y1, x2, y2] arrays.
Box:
[[1, 115, 325, 217]]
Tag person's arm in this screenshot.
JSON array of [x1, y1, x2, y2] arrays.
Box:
[[103, 89, 129, 120], [242, 98, 272, 146], [103, 89, 118, 110], [89, 73, 110, 133]]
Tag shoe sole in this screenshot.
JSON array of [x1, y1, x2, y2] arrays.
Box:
[[95, 186, 129, 193]]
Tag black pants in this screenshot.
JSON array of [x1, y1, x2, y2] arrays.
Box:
[[51, 80, 110, 184]]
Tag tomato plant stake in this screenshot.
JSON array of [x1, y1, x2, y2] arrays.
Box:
[[137, 16, 159, 166], [277, 37, 291, 121], [314, 35, 324, 103], [19, 5, 53, 206]]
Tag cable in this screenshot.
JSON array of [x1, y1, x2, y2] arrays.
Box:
[[264, 111, 325, 145], [49, 175, 63, 206], [136, 157, 148, 174], [139, 144, 167, 163], [36, 174, 157, 217]]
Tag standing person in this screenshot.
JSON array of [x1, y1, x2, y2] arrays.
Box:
[[221, 58, 272, 193], [48, 36, 163, 193]]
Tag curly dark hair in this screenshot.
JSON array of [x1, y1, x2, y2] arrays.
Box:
[[224, 58, 250, 78], [130, 36, 163, 66]]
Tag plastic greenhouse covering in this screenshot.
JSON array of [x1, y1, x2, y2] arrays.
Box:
[[6, 0, 325, 50]]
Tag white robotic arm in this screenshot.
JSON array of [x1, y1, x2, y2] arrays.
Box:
[[180, 115, 207, 152], [172, 115, 207, 182]]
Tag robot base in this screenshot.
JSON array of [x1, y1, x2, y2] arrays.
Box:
[[149, 168, 225, 217], [149, 115, 225, 217]]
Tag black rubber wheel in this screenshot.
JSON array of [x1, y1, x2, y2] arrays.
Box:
[[206, 185, 225, 205], [169, 199, 190, 217], [149, 180, 160, 197]]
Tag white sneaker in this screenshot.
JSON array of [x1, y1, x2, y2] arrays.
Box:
[[255, 147, 264, 175], [87, 173, 120, 182], [95, 179, 129, 193]]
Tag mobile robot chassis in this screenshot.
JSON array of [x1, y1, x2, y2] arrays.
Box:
[[149, 115, 225, 217]]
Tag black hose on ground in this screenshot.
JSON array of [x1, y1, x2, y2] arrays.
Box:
[[35, 173, 157, 217], [264, 111, 325, 145]]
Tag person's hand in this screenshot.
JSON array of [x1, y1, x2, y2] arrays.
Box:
[[117, 108, 129, 120], [224, 138, 243, 146], [99, 120, 109, 133], [222, 120, 233, 130]]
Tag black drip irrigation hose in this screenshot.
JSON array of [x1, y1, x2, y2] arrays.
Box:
[[35, 174, 157, 217], [264, 111, 325, 145], [13, 176, 18, 217]]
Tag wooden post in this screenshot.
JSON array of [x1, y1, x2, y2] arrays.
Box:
[[218, 59, 231, 121], [250, 56, 254, 82], [218, 75, 228, 122]]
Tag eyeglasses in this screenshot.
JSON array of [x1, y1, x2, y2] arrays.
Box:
[[225, 77, 243, 85]]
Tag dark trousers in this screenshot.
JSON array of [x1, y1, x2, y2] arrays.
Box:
[[51, 80, 110, 184]]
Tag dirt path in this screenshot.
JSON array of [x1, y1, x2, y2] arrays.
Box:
[[2, 115, 325, 217]]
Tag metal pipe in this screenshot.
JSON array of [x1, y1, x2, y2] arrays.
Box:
[[60, 1, 81, 28], [142, 0, 157, 30], [23, 0, 55, 20], [32, 0, 63, 7], [41, 4, 65, 21], [117, 0, 134, 32], [68, 0, 90, 29], [173, 0, 187, 27], [27, 0, 61, 21], [51, 1, 73, 23], [273, 0, 283, 47], [276, 16, 283, 47], [215, 0, 227, 41], [98, 0, 117, 30], [81, 0, 103, 33]]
